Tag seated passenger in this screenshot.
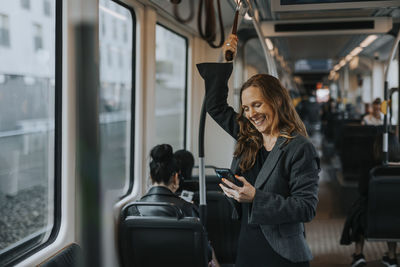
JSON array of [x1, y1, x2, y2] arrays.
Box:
[[139, 144, 198, 217], [341, 131, 400, 267], [174, 149, 195, 180], [138, 144, 220, 267], [361, 98, 383, 125], [174, 149, 196, 201]]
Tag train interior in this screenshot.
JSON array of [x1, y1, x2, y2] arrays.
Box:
[[0, 0, 400, 266]]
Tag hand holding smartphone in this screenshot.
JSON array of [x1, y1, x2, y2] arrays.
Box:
[[214, 168, 243, 188]]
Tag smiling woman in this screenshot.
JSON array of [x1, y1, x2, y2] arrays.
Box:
[[196, 33, 320, 267]]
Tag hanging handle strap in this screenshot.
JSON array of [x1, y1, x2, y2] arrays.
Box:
[[198, 0, 225, 48], [225, 9, 239, 61], [172, 0, 195, 24]]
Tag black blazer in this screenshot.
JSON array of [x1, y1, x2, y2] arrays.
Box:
[[138, 186, 199, 218], [197, 62, 320, 263]]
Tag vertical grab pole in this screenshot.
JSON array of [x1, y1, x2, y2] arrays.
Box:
[[383, 81, 389, 165], [383, 29, 400, 164], [198, 98, 207, 225], [398, 40, 400, 143]]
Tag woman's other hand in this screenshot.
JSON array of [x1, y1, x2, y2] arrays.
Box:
[[219, 175, 255, 203], [222, 34, 238, 61]]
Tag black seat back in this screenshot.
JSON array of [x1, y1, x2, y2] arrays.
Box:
[[189, 175, 222, 191], [367, 165, 400, 240], [339, 125, 383, 184], [119, 202, 208, 267], [195, 191, 241, 264]]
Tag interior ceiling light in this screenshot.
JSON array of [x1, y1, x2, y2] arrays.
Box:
[[244, 13, 252, 20], [345, 54, 353, 62], [360, 34, 378, 48], [265, 38, 274, 51], [350, 47, 363, 57], [349, 56, 359, 70], [329, 34, 377, 80]]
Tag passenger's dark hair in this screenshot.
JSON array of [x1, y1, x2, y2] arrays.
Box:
[[174, 150, 195, 180], [372, 97, 382, 105], [149, 144, 179, 185]]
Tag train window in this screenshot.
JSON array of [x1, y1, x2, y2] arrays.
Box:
[[155, 24, 188, 149], [99, 0, 135, 196], [0, 0, 61, 265]]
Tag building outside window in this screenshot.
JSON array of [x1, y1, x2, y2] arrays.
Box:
[[118, 50, 123, 69], [123, 23, 127, 43], [21, 0, 30, 10], [43, 0, 51, 16], [0, 14, 10, 47], [107, 45, 112, 67], [101, 13, 106, 36], [33, 24, 43, 51], [112, 18, 117, 39]]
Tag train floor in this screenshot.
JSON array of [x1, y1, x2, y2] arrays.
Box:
[[306, 132, 399, 267]]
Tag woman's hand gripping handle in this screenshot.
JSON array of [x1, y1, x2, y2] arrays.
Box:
[[223, 34, 238, 62]]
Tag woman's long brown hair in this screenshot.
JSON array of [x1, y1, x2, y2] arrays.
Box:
[[234, 74, 307, 172]]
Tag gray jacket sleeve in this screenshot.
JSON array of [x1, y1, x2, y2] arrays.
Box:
[[249, 140, 320, 225]]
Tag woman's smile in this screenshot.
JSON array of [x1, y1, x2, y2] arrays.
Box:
[[241, 86, 274, 134]]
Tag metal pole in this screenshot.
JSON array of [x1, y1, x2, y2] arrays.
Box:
[[383, 30, 400, 165], [398, 41, 400, 143], [251, 14, 277, 77], [383, 81, 389, 165], [198, 98, 207, 225]]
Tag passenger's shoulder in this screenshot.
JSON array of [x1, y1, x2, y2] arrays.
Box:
[[284, 135, 317, 158], [285, 134, 312, 148]]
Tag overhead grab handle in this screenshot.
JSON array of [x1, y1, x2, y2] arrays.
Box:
[[172, 0, 195, 24], [225, 6, 239, 61], [198, 0, 225, 48]]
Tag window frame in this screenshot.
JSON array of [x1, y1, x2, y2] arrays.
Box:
[[0, 0, 62, 266], [154, 22, 189, 149], [107, 0, 136, 198]]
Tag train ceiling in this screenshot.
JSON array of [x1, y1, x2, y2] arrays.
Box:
[[150, 0, 400, 83]]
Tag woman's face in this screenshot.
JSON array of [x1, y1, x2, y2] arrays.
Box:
[[241, 86, 275, 135]]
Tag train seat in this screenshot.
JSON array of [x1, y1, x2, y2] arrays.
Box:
[[119, 202, 209, 267], [339, 125, 383, 183], [188, 191, 241, 265], [190, 174, 222, 191], [366, 165, 400, 240], [204, 191, 241, 265]]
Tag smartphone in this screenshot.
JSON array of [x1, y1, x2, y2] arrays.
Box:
[[179, 190, 194, 202], [214, 168, 243, 187]]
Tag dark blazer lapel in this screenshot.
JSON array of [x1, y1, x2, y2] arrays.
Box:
[[230, 157, 240, 173], [254, 136, 286, 189]]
